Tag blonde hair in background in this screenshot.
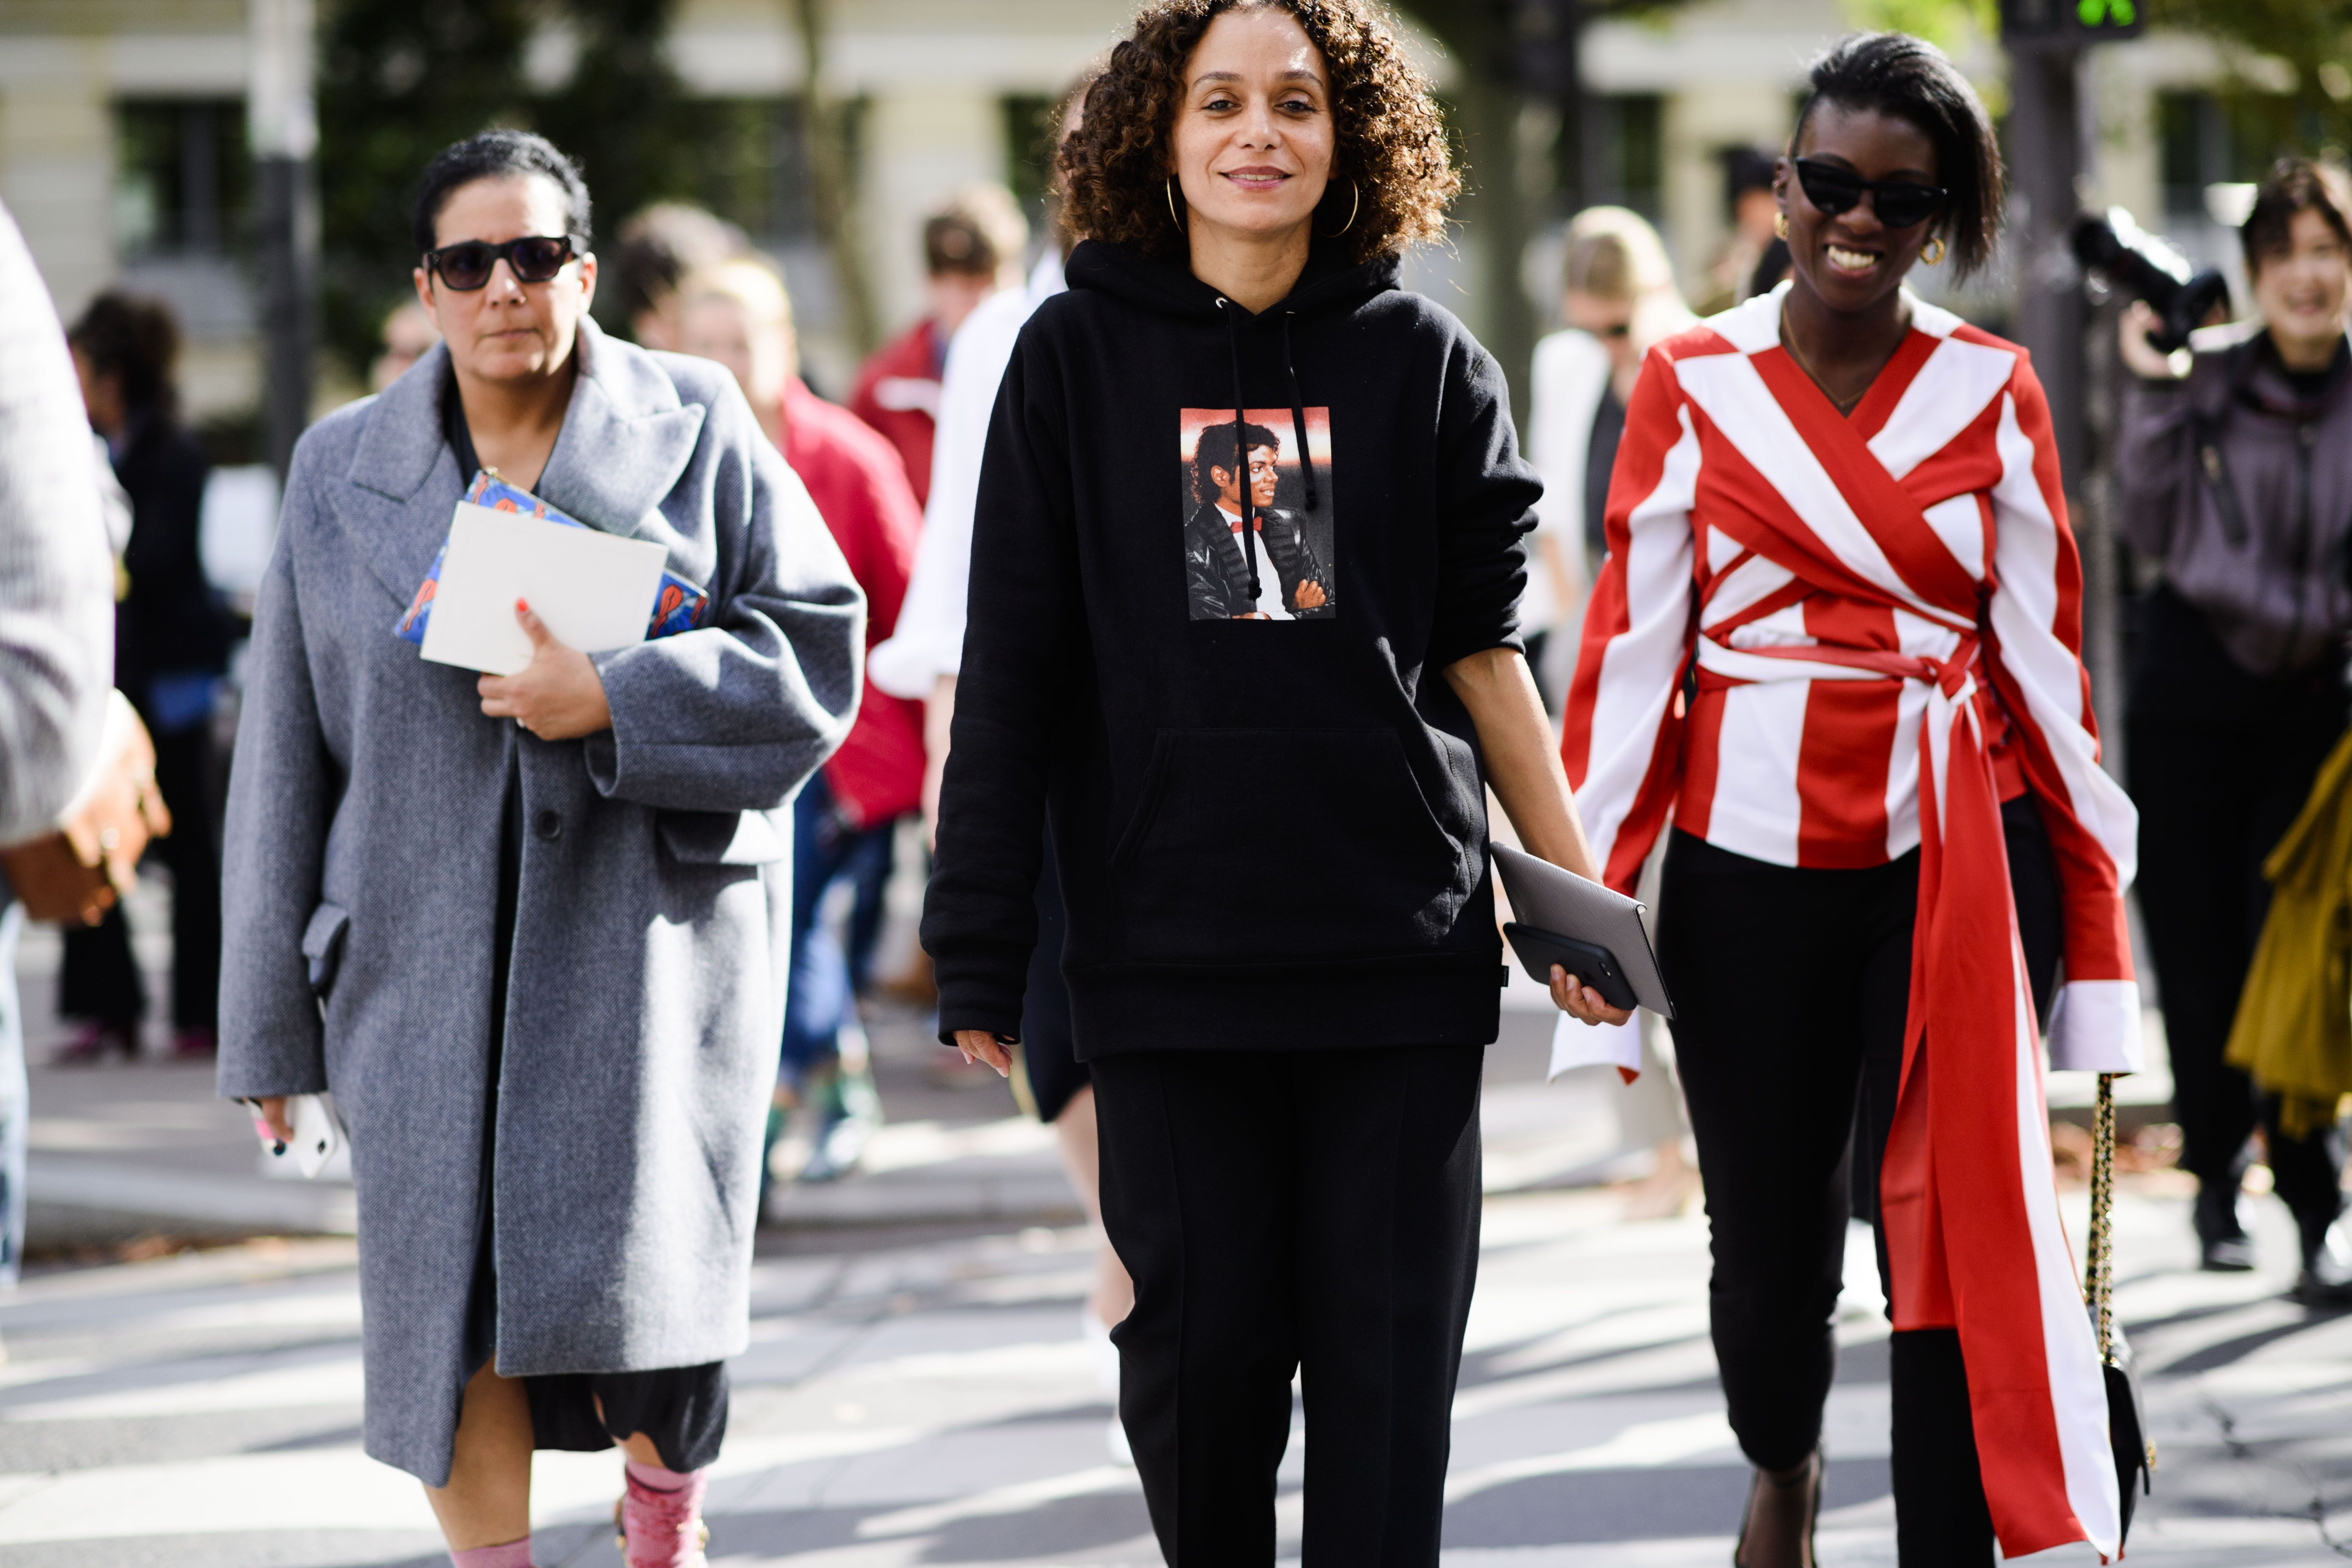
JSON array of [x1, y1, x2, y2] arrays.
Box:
[[1563, 206, 1675, 303], [679, 257, 793, 331], [925, 185, 1031, 283], [1563, 205, 1696, 353]]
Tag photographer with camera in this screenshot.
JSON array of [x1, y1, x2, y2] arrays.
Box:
[[2118, 158, 2352, 1296]]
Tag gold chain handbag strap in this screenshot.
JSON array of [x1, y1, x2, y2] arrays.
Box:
[[2087, 1072, 2117, 1361]]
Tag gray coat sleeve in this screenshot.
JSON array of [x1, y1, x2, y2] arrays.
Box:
[[585, 406, 863, 812], [216, 458, 334, 1098], [0, 201, 116, 845], [2115, 372, 2196, 558]]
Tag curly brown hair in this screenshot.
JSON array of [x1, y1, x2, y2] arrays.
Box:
[[1059, 0, 1456, 265]]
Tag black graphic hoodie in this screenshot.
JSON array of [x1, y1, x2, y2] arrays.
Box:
[[922, 237, 1541, 1057]]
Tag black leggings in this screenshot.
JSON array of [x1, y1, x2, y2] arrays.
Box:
[[2130, 712, 2347, 1236], [1659, 798, 2060, 1567]]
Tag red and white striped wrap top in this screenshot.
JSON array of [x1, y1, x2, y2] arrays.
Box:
[[1561, 285, 2142, 1559]]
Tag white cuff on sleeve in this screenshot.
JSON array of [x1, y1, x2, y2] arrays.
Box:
[[1548, 1011, 1644, 1081], [2046, 979, 2145, 1073]]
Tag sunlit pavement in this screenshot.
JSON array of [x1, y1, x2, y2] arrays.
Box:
[[3, 1176, 2349, 1567]]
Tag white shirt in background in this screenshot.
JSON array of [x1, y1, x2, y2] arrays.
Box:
[[868, 250, 1067, 701]]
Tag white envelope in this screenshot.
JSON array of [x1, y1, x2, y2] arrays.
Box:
[[419, 502, 669, 675]]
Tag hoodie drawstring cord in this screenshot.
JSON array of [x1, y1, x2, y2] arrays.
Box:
[[1282, 312, 1317, 512], [1218, 298, 1262, 605]]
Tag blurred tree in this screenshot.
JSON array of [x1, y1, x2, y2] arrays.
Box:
[[1389, 0, 1688, 415], [315, 0, 533, 382], [2149, 0, 2352, 151], [790, 0, 880, 356], [532, 0, 715, 272]]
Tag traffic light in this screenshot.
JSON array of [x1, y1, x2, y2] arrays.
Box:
[[2001, 0, 2144, 40]]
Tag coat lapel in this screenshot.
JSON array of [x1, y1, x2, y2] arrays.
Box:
[[338, 342, 466, 612], [534, 320, 706, 541], [333, 323, 708, 613]]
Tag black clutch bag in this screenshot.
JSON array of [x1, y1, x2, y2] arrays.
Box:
[[2088, 1072, 2155, 1543]]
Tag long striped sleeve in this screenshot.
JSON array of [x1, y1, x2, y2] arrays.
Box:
[[1560, 346, 1698, 893]]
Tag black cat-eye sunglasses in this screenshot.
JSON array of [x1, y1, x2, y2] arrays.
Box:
[[1793, 158, 1946, 231], [422, 234, 583, 291]]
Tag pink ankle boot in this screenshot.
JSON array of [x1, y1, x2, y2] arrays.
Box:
[[449, 1539, 533, 1568], [614, 1459, 709, 1568]]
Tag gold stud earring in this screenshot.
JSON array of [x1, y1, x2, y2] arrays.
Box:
[[1774, 212, 1789, 240], [1921, 237, 1946, 266]]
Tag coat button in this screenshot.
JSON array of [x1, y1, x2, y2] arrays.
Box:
[[534, 808, 562, 841]]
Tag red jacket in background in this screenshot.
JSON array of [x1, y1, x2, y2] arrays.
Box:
[[779, 377, 927, 829], [848, 318, 943, 508]]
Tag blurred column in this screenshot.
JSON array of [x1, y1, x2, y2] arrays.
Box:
[[249, 0, 317, 481], [2009, 38, 2125, 755]]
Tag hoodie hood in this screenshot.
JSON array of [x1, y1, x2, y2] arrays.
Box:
[[1063, 237, 1401, 325]]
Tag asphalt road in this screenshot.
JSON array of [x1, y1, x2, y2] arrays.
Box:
[[4, 1178, 2350, 1566]]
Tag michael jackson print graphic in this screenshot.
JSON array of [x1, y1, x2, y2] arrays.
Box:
[[1180, 407, 1336, 620]]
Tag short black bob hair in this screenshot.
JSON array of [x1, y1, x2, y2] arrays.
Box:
[[411, 130, 592, 258], [68, 291, 181, 420], [1791, 32, 2004, 279]]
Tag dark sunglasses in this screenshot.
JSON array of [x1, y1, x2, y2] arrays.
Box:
[[423, 234, 580, 291], [1793, 158, 1946, 231]]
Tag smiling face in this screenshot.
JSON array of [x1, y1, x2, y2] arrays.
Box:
[[1775, 101, 1940, 318], [412, 174, 597, 387], [2252, 207, 2352, 362], [1211, 444, 1280, 511], [1169, 6, 1336, 251]]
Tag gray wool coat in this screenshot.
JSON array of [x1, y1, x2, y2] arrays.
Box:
[[216, 321, 862, 1486]]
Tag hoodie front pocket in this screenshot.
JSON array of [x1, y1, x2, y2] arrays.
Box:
[[1111, 728, 1464, 963]]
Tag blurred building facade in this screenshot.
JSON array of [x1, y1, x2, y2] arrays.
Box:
[[0, 0, 2300, 437]]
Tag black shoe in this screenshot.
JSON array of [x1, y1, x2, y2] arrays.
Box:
[[2295, 1215, 2352, 1306], [2195, 1184, 2257, 1272]]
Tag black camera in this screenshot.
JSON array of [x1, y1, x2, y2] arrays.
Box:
[[2072, 208, 2232, 354]]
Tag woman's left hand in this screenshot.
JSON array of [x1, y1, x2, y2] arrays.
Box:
[[1550, 964, 1634, 1028], [478, 600, 612, 740]]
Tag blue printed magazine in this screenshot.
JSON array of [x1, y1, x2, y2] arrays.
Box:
[[395, 472, 708, 646]]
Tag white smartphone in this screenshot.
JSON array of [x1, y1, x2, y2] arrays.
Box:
[[259, 1093, 348, 1179]]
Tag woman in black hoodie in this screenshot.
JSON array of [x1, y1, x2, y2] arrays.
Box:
[[921, 2, 1626, 1560]]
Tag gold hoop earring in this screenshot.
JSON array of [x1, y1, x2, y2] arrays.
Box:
[[1774, 211, 1789, 240], [1166, 175, 1183, 230], [1322, 180, 1361, 237], [1920, 236, 1947, 266]]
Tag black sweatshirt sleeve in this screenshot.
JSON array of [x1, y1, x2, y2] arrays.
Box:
[[920, 334, 1077, 1043], [1427, 331, 1543, 670]]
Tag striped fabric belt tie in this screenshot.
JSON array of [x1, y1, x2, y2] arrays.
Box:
[[1693, 628, 2122, 1557]]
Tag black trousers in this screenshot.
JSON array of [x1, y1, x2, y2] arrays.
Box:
[[1660, 800, 2061, 1567], [1092, 1043, 1484, 1567], [58, 721, 222, 1030], [2129, 713, 2347, 1236]]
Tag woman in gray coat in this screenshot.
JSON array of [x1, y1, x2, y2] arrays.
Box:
[[218, 132, 860, 1568]]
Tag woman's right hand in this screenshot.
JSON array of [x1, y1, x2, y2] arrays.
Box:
[[1550, 965, 1635, 1029], [2118, 302, 2186, 381], [952, 1029, 1013, 1078], [246, 1096, 294, 1146]]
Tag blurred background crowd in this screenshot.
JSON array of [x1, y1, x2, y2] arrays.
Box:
[[6, 0, 2351, 1220]]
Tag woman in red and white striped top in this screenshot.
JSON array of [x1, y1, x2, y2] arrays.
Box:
[[1561, 34, 2140, 1568]]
